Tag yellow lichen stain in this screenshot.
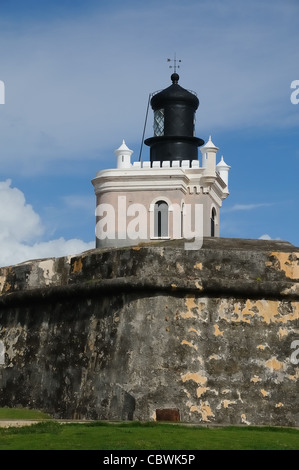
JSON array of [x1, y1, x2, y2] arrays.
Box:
[[232, 301, 252, 323], [188, 401, 214, 422], [180, 311, 196, 319], [289, 302, 299, 322], [196, 386, 209, 398], [260, 389, 269, 397], [180, 295, 197, 319], [269, 252, 299, 279], [193, 262, 203, 270], [282, 284, 299, 296], [231, 299, 281, 324], [181, 340, 198, 350], [251, 376, 262, 383], [214, 324, 224, 337], [265, 357, 284, 371], [257, 344, 266, 350], [185, 295, 196, 310], [232, 303, 242, 321], [275, 402, 284, 408], [222, 400, 237, 408], [72, 258, 83, 273], [278, 328, 288, 339], [181, 372, 207, 386], [132, 246, 141, 251], [257, 301, 299, 325], [194, 281, 203, 291], [176, 262, 185, 274], [221, 389, 230, 395], [199, 402, 214, 422], [241, 414, 250, 425], [209, 354, 220, 360], [189, 405, 199, 413], [255, 300, 279, 324], [171, 284, 178, 290], [240, 299, 256, 323], [188, 327, 201, 337]]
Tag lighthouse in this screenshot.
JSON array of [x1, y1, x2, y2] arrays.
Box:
[[92, 71, 230, 248], [144, 72, 204, 164]]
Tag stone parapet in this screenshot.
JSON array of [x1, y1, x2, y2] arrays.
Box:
[[0, 237, 298, 426]]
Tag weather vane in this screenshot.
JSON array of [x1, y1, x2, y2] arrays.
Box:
[[167, 53, 181, 74]]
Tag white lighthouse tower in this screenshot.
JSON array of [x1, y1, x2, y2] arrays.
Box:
[[92, 72, 230, 249]]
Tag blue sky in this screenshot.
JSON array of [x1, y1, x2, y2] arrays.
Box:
[[0, 0, 298, 266]]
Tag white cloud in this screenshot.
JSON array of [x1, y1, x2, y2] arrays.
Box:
[[259, 234, 281, 241], [259, 234, 272, 240], [0, 179, 43, 242], [0, 180, 94, 267]]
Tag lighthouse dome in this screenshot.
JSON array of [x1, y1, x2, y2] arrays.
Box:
[[151, 73, 199, 111]]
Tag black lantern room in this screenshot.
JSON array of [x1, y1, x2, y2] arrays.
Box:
[[144, 73, 204, 164]]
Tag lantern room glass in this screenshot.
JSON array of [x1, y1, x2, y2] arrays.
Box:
[[154, 109, 164, 136]]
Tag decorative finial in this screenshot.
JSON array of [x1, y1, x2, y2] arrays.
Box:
[[167, 53, 181, 74]]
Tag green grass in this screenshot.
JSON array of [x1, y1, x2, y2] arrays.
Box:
[[0, 420, 298, 450], [0, 407, 51, 420]]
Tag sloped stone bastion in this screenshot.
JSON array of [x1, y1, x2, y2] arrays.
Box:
[[0, 237, 298, 426]]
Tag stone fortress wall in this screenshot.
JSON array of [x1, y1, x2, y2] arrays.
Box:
[[0, 237, 298, 426]]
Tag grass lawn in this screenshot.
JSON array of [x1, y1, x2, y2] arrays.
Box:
[[0, 414, 298, 450], [0, 407, 51, 420]]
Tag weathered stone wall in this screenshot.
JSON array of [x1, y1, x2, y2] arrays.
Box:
[[0, 238, 298, 426]]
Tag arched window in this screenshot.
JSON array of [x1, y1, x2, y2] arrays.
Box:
[[154, 200, 169, 237], [211, 207, 216, 237]]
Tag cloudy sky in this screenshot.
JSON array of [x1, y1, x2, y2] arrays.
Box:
[[0, 0, 298, 267]]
